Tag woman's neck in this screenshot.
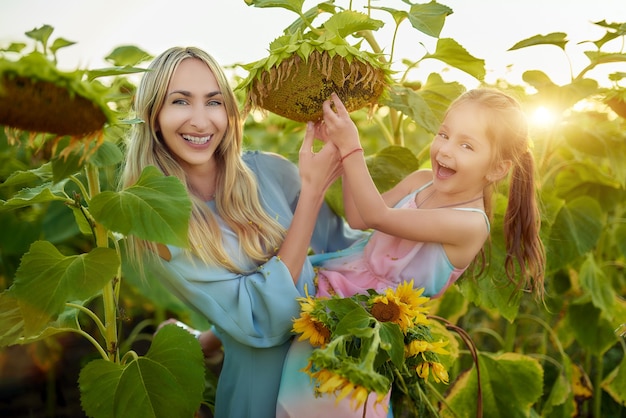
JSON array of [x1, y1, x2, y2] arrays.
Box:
[[185, 162, 218, 201]]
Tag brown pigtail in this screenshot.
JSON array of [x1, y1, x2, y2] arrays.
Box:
[[503, 150, 545, 300]]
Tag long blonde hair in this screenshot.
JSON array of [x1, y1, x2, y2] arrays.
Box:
[[449, 88, 546, 299], [119, 46, 286, 272]]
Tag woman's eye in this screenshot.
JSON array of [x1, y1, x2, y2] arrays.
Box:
[[207, 100, 222, 106], [172, 98, 188, 105]]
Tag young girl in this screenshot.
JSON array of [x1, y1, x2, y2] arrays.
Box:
[[119, 47, 363, 418], [277, 89, 546, 417]]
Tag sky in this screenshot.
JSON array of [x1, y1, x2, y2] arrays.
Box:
[[1, 0, 625, 89]]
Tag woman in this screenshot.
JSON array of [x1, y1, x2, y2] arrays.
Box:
[[119, 47, 363, 418]]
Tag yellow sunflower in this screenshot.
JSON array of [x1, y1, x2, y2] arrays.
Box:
[[309, 368, 387, 412], [293, 312, 331, 347], [370, 282, 427, 332], [395, 280, 431, 325]]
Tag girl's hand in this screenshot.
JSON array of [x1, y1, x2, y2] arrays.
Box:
[[299, 121, 342, 193], [316, 92, 361, 156]]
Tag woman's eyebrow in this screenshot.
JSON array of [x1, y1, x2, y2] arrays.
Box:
[[167, 90, 223, 97]]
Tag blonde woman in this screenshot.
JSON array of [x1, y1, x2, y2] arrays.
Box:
[[119, 47, 363, 418]]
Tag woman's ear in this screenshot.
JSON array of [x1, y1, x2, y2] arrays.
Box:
[[486, 159, 512, 183]]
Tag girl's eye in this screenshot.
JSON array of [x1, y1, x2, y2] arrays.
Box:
[[461, 143, 474, 151], [438, 132, 448, 140]]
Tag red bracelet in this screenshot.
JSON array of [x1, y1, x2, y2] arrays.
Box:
[[340, 147, 364, 162]]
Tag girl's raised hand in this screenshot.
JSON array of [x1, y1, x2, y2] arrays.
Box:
[[317, 92, 361, 156]]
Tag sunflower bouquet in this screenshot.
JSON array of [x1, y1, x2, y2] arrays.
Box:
[[292, 280, 450, 412]]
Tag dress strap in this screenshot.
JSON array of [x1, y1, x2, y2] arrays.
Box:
[[451, 208, 490, 233]]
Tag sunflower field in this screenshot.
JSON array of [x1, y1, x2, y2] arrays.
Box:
[[1, 1, 625, 417]]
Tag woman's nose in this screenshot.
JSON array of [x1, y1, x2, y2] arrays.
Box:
[[189, 105, 209, 129]]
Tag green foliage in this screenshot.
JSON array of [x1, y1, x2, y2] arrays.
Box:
[[1, 1, 626, 417], [90, 166, 191, 248], [442, 353, 544, 418], [79, 324, 205, 418], [0, 26, 202, 418]]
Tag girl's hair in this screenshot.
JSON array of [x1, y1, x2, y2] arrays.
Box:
[[449, 88, 546, 299], [119, 46, 286, 272]]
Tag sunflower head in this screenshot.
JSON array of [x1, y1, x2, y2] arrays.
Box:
[[293, 312, 331, 347], [238, 22, 392, 123], [370, 286, 416, 332]]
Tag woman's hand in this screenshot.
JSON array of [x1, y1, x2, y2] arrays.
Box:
[[298, 121, 342, 193]]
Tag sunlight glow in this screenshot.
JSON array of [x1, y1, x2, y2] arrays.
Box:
[[531, 106, 556, 126]]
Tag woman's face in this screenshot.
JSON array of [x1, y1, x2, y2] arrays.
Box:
[[157, 57, 227, 171]]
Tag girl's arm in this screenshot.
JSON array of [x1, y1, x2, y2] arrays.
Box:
[[319, 94, 488, 253]]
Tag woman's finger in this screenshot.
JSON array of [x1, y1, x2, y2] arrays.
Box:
[[299, 122, 315, 155]]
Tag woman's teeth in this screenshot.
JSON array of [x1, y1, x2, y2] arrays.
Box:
[[183, 134, 211, 145]]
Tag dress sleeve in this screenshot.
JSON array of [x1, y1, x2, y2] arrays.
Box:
[[246, 151, 366, 255], [153, 247, 302, 348]]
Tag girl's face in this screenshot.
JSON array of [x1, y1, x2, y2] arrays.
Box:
[[157, 58, 227, 171], [430, 101, 502, 195]]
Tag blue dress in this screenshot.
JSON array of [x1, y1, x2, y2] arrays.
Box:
[[153, 151, 364, 418]]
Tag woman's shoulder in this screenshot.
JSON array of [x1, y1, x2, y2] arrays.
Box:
[[243, 150, 296, 174], [242, 150, 300, 196]]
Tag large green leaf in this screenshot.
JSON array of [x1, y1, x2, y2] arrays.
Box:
[[89, 166, 191, 247], [508, 32, 568, 51], [378, 321, 405, 367], [547, 196, 603, 271], [442, 352, 543, 417], [423, 38, 486, 81], [0, 299, 83, 347], [11, 241, 119, 335], [0, 291, 24, 346], [540, 354, 575, 417], [385, 85, 441, 133], [322, 10, 384, 39], [458, 193, 522, 322], [578, 253, 616, 318], [0, 180, 70, 211], [602, 350, 626, 406], [88, 141, 125, 168], [566, 302, 618, 356], [523, 73, 598, 112], [244, 0, 304, 14], [0, 162, 53, 189], [407, 1, 453, 38], [79, 324, 205, 418]]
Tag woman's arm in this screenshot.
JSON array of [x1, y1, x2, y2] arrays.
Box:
[[276, 122, 343, 282]]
